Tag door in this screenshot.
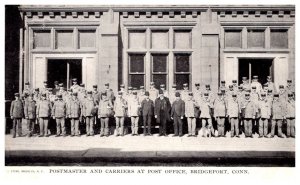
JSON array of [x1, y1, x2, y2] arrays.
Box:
[[47, 59, 82, 89], [238, 58, 273, 85]]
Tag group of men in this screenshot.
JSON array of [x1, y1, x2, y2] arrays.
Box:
[[10, 75, 295, 139]]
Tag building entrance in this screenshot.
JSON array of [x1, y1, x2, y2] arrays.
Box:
[[238, 58, 273, 85], [47, 59, 82, 89]]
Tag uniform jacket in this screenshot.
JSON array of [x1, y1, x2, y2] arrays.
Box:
[[113, 97, 127, 117], [257, 100, 271, 119], [52, 100, 66, 118], [141, 99, 154, 116], [98, 98, 113, 117], [67, 98, 82, 118], [193, 89, 202, 101], [36, 99, 52, 118], [84, 97, 97, 117], [24, 99, 36, 119], [171, 99, 185, 117], [70, 84, 80, 93], [92, 91, 101, 104], [226, 99, 239, 118], [138, 92, 147, 104], [154, 97, 171, 122], [241, 99, 256, 119], [285, 99, 295, 118], [213, 98, 226, 117], [265, 82, 276, 93], [104, 89, 115, 102], [184, 99, 198, 117], [251, 82, 262, 93], [181, 90, 189, 102], [199, 98, 212, 118], [52, 87, 60, 95], [128, 97, 140, 117], [272, 100, 286, 119], [168, 91, 176, 104], [10, 99, 24, 118]]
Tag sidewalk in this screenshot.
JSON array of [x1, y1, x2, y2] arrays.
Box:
[[5, 134, 295, 166]]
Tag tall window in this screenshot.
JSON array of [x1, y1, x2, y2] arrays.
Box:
[[225, 29, 242, 48], [152, 54, 168, 89], [129, 54, 145, 88], [174, 54, 190, 89], [270, 29, 288, 48]]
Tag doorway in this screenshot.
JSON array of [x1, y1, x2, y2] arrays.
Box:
[[47, 59, 82, 89], [238, 58, 274, 85]]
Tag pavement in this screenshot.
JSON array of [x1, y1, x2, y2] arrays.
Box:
[[5, 133, 295, 166]]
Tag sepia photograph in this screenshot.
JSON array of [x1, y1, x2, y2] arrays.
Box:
[[4, 3, 295, 167]]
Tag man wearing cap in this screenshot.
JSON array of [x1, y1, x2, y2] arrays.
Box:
[[155, 90, 171, 136], [226, 85, 235, 101], [33, 88, 40, 102], [104, 83, 115, 103], [98, 92, 113, 137], [149, 82, 159, 103], [265, 76, 275, 93], [36, 93, 52, 137], [203, 84, 215, 103], [128, 91, 141, 136], [40, 81, 48, 95], [84, 91, 97, 136], [270, 94, 285, 138], [232, 80, 238, 92], [240, 93, 256, 138], [114, 91, 127, 136], [193, 83, 202, 99], [267, 90, 274, 104], [169, 85, 177, 104], [241, 77, 250, 91], [278, 85, 287, 103], [138, 86, 147, 104], [285, 93, 295, 138], [67, 92, 82, 137], [52, 94, 67, 137], [48, 88, 56, 104], [171, 92, 185, 137], [126, 87, 133, 102], [70, 78, 80, 93], [219, 81, 228, 93], [119, 84, 129, 101], [213, 92, 227, 137], [78, 84, 86, 103], [226, 94, 240, 138], [251, 76, 262, 93], [10, 93, 24, 138], [92, 85, 100, 105], [199, 93, 214, 137], [160, 84, 169, 98], [53, 81, 60, 95], [181, 83, 189, 102], [141, 91, 154, 136], [286, 79, 295, 96], [24, 93, 36, 137], [257, 93, 271, 138], [184, 92, 199, 137], [23, 82, 32, 98]]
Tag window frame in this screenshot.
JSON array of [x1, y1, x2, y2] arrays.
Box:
[[174, 53, 192, 89], [151, 53, 169, 89], [128, 53, 146, 88], [224, 28, 243, 48]]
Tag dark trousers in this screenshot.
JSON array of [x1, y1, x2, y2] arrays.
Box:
[[244, 118, 253, 137], [27, 119, 35, 136], [159, 119, 167, 135], [173, 115, 183, 136], [12, 118, 22, 137], [143, 114, 152, 134]]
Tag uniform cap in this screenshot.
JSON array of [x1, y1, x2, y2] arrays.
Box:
[[72, 92, 78, 96], [204, 93, 209, 96], [59, 83, 64, 87], [253, 76, 258, 79], [80, 83, 85, 87], [232, 94, 237, 97], [251, 86, 256, 89], [144, 91, 150, 96], [267, 89, 273, 93], [188, 92, 193, 96], [232, 80, 237, 83], [41, 93, 47, 97], [221, 80, 225, 83], [245, 93, 250, 96], [172, 84, 177, 88], [35, 88, 39, 91], [133, 87, 137, 90], [217, 91, 222, 95], [72, 78, 77, 82], [221, 89, 226, 93], [160, 84, 165, 88], [261, 93, 266, 96], [195, 83, 200, 86], [101, 92, 107, 96], [242, 77, 247, 80], [263, 84, 268, 87], [159, 89, 164, 94], [238, 86, 243, 89], [128, 87, 133, 90], [87, 91, 92, 94], [93, 85, 98, 88], [287, 79, 292, 83], [133, 91, 137, 95], [279, 85, 284, 89], [54, 81, 59, 85], [140, 86, 144, 90], [183, 83, 188, 87], [57, 94, 63, 99], [274, 94, 279, 97], [118, 91, 123, 95], [205, 84, 210, 88], [67, 89, 72, 92], [47, 88, 53, 91], [120, 84, 125, 88], [229, 85, 233, 88], [150, 82, 155, 85], [288, 93, 293, 97], [267, 76, 272, 79], [14, 93, 20, 97], [175, 92, 181, 97], [105, 83, 109, 86], [25, 82, 30, 85]]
